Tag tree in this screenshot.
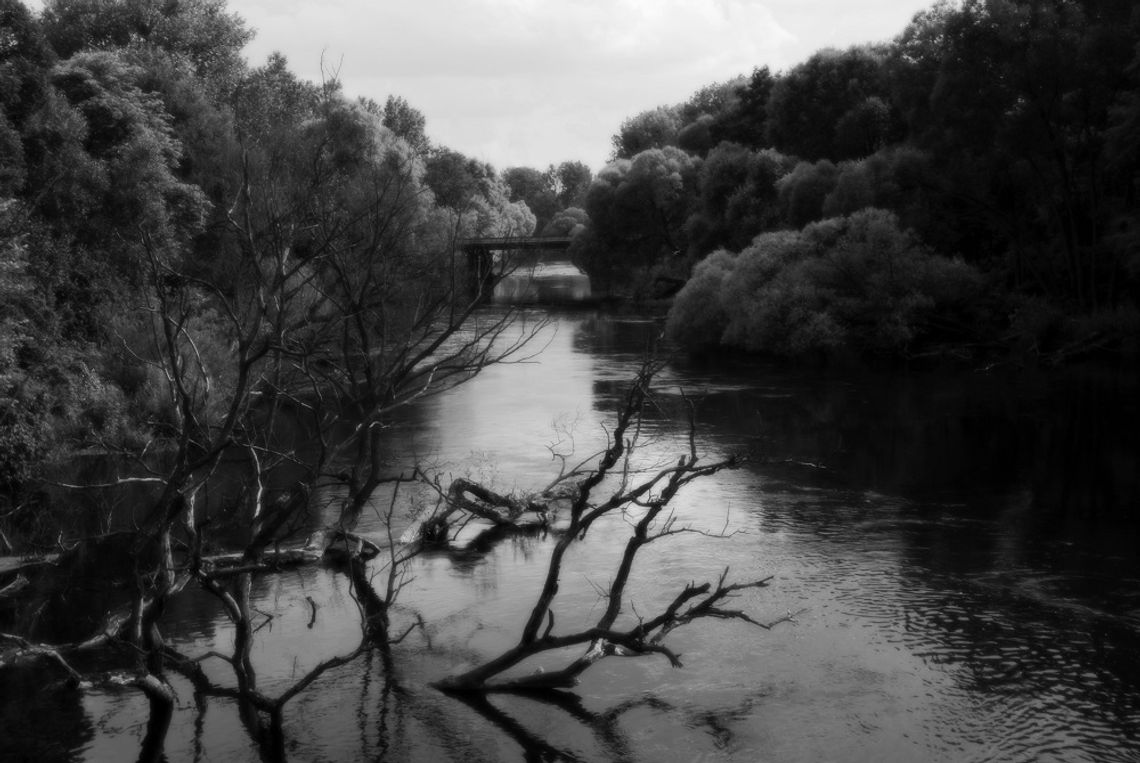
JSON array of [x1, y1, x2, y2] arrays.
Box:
[[553, 159, 592, 208], [436, 361, 795, 692], [581, 146, 699, 291], [541, 205, 588, 238], [675, 77, 747, 156], [668, 209, 985, 358], [381, 94, 428, 153], [888, 0, 1138, 308], [611, 104, 682, 160], [714, 66, 774, 149], [685, 142, 792, 256], [40, 0, 253, 98], [776, 159, 840, 228], [424, 147, 493, 209], [765, 46, 895, 161], [502, 165, 558, 231]]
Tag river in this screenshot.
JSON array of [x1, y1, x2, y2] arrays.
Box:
[[5, 309, 1140, 762]]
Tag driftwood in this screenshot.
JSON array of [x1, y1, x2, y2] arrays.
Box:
[[0, 554, 59, 578], [417, 476, 569, 547], [0, 573, 29, 599]]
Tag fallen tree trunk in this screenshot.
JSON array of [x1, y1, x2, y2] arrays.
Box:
[[419, 478, 555, 545]]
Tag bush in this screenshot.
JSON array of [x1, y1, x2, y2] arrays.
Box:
[[663, 249, 736, 347], [668, 209, 985, 358]]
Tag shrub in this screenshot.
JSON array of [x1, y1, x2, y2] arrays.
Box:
[[664, 249, 736, 347], [668, 209, 985, 358]]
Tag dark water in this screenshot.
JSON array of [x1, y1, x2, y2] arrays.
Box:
[[5, 310, 1140, 762]]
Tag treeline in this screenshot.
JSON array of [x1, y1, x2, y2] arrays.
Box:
[[550, 0, 1140, 360], [0, 0, 542, 507]]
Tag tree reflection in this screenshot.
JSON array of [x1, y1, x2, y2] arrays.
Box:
[[440, 686, 768, 762]]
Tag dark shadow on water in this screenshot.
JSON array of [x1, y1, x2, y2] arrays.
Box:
[[438, 686, 771, 762]]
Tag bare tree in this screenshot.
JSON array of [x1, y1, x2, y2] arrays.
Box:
[[429, 361, 798, 693]]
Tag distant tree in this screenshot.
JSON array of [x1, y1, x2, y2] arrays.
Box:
[[766, 46, 894, 161], [685, 143, 791, 256], [541, 206, 588, 238], [553, 159, 592, 208], [833, 96, 894, 159], [381, 94, 428, 152], [502, 165, 558, 231], [776, 159, 840, 228], [680, 78, 744, 124], [819, 147, 941, 246], [676, 113, 716, 156], [715, 66, 774, 149], [611, 104, 682, 159], [675, 78, 745, 155], [425, 149, 533, 236], [425, 148, 495, 210]]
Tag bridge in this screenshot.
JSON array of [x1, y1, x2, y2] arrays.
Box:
[[459, 236, 573, 254], [459, 236, 575, 295]]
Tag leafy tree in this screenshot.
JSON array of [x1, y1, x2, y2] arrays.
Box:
[[46, 50, 206, 257], [424, 147, 494, 209], [541, 205, 588, 237], [675, 77, 747, 156], [553, 159, 592, 208], [611, 104, 682, 159], [40, 0, 252, 98], [714, 66, 774, 149], [660, 248, 737, 348], [776, 159, 840, 228], [766, 46, 895, 161], [833, 95, 894, 159], [232, 52, 319, 147], [502, 165, 558, 231], [685, 142, 792, 256], [676, 113, 717, 156], [582, 146, 698, 290], [669, 209, 985, 358], [821, 147, 940, 242], [0, 0, 55, 132], [906, 0, 1139, 307], [422, 150, 533, 237], [381, 94, 428, 153]]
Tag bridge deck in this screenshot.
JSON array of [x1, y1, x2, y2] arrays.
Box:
[[459, 236, 572, 251]]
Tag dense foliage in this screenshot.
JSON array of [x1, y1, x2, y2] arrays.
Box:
[[570, 0, 1140, 359], [0, 0, 536, 516], [667, 209, 986, 358]]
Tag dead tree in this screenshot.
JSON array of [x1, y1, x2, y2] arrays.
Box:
[[436, 361, 797, 692]]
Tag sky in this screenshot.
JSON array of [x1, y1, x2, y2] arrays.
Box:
[[40, 0, 939, 171]]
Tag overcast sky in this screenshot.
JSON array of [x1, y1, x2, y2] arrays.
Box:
[[44, 0, 939, 171]]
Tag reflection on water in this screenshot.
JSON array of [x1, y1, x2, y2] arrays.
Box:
[[4, 310, 1139, 762], [493, 258, 592, 304]]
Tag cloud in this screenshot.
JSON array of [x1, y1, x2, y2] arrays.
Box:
[[235, 0, 799, 168], [26, 0, 932, 168]]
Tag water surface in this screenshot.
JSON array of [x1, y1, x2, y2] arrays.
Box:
[[5, 310, 1139, 762]]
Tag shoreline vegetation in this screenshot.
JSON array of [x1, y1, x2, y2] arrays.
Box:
[[3, 0, 1138, 503]]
